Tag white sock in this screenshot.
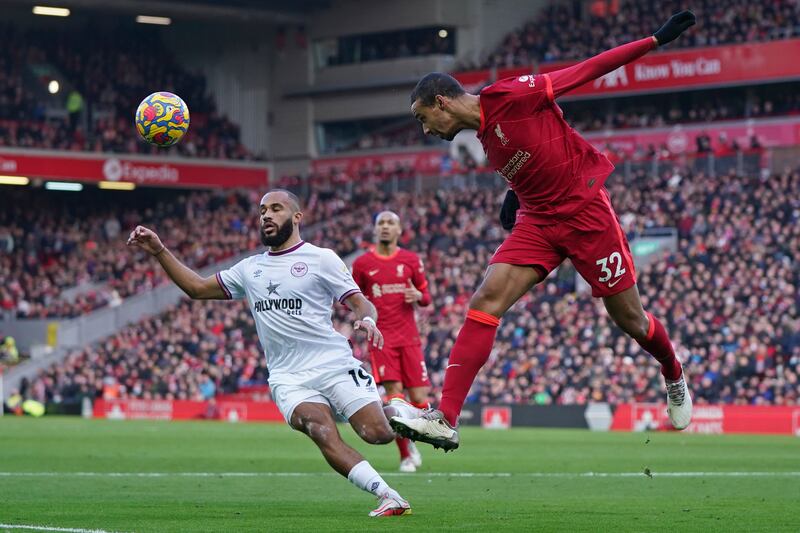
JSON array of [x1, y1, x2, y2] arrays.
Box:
[[389, 398, 422, 419], [347, 460, 398, 499]]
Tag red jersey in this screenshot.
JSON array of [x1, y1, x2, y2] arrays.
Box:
[[478, 37, 657, 224], [351, 247, 431, 348]]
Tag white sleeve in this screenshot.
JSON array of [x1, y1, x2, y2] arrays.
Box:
[[216, 258, 248, 300], [319, 249, 361, 304]]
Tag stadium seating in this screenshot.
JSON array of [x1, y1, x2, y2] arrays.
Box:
[[16, 299, 266, 403], [22, 166, 800, 406], [323, 88, 800, 154], [0, 23, 255, 160], [563, 87, 800, 133], [0, 188, 264, 318], [471, 0, 800, 70]]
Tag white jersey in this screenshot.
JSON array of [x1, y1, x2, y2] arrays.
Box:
[[216, 241, 363, 386]]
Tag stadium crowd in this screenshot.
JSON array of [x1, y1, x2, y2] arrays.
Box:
[[563, 87, 800, 133], [19, 165, 800, 407], [4, 1, 800, 159], [15, 299, 265, 403], [330, 84, 800, 154], [0, 23, 255, 160], [472, 0, 800, 70], [0, 188, 263, 319]]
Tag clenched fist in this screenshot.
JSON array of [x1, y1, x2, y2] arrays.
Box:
[[126, 225, 165, 256]]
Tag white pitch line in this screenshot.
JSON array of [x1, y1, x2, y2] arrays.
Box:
[[0, 524, 124, 533], [0, 471, 799, 478]]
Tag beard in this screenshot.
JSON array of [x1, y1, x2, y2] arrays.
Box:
[[261, 218, 294, 247]]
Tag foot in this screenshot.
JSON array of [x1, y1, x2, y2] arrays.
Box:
[[390, 409, 460, 452], [666, 370, 692, 430], [388, 397, 424, 419], [399, 457, 417, 473], [408, 440, 422, 468], [369, 492, 412, 517]]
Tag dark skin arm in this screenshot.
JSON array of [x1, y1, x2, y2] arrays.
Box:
[[344, 292, 384, 349], [126, 225, 226, 300]]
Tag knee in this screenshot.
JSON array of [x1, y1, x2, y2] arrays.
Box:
[[613, 309, 649, 340], [294, 417, 335, 443], [356, 422, 394, 445], [469, 285, 503, 315]]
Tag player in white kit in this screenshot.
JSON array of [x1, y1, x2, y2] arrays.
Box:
[[127, 189, 420, 517]]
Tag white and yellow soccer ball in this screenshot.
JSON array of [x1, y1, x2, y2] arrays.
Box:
[[135, 91, 190, 147]]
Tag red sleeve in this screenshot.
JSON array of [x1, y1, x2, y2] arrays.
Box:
[[410, 254, 431, 307], [546, 37, 657, 99], [351, 256, 366, 292]]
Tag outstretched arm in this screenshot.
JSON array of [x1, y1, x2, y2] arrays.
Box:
[[548, 10, 695, 99], [126, 225, 226, 300]]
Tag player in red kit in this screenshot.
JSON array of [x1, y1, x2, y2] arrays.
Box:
[[391, 11, 697, 450], [352, 211, 432, 472]]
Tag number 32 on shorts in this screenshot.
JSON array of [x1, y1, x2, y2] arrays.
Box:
[[596, 252, 626, 286]]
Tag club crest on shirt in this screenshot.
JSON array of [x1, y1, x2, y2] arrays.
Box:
[[495, 124, 509, 146], [396, 264, 405, 277], [291, 262, 308, 277], [517, 74, 536, 88]]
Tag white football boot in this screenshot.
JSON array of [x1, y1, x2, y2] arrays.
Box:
[[388, 397, 424, 419], [408, 440, 422, 468], [369, 492, 412, 517], [666, 367, 693, 430], [390, 409, 460, 452], [398, 441, 422, 472], [399, 457, 417, 473]]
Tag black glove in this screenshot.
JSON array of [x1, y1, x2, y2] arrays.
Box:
[[499, 189, 519, 231], [653, 10, 696, 46]]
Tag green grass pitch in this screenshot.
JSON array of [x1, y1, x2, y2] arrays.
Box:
[[1, 417, 798, 532]]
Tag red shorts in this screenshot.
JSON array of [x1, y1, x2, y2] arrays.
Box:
[[490, 188, 636, 298], [369, 344, 430, 388]]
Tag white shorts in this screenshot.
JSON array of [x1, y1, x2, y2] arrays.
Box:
[[270, 365, 381, 425]]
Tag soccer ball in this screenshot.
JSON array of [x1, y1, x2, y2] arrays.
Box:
[[135, 92, 190, 147]]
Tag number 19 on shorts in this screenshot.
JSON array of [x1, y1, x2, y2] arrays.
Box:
[[348, 368, 373, 387]]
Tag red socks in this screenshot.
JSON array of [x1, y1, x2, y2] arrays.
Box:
[[396, 435, 411, 459], [637, 312, 682, 381], [439, 309, 500, 426]]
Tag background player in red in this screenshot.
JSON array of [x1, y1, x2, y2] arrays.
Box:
[[391, 11, 697, 451], [352, 210, 432, 471]]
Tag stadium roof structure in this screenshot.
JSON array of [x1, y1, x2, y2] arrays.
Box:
[[1, 0, 331, 23]]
